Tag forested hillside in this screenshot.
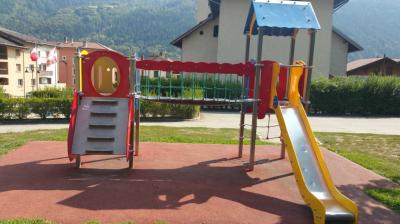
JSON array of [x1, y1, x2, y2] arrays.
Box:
[[0, 0, 398, 61], [334, 0, 400, 61], [0, 0, 196, 58]]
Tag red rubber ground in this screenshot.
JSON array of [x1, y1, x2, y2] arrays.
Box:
[[0, 142, 398, 224]]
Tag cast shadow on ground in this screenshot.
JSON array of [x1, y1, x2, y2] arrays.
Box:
[[0, 154, 312, 224], [1, 154, 398, 224]]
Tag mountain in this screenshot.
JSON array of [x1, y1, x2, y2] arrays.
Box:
[[0, 0, 398, 62], [334, 0, 400, 61], [0, 0, 197, 58]]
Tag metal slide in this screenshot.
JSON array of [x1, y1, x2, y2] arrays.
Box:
[[273, 64, 358, 224]]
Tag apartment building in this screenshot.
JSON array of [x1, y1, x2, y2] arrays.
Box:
[[0, 27, 112, 96], [0, 27, 61, 97], [0, 37, 27, 97]]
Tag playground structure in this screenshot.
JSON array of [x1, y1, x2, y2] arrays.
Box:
[[67, 1, 358, 224]]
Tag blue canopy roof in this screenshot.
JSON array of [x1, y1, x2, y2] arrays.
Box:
[[244, 0, 321, 36]]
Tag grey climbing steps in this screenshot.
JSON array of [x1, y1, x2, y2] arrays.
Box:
[[71, 97, 130, 155]]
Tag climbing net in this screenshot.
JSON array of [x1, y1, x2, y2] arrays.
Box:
[[136, 60, 256, 105]]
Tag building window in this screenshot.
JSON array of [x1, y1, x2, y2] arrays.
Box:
[[39, 77, 51, 84], [39, 63, 47, 71], [0, 62, 8, 75], [16, 64, 21, 73], [18, 79, 23, 87], [0, 46, 7, 59], [153, 71, 159, 78], [15, 49, 21, 57], [213, 25, 219, 37], [0, 78, 9, 85], [199, 30, 204, 35], [31, 79, 36, 86]]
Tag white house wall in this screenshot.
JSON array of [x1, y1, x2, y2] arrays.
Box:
[[36, 46, 58, 86], [197, 0, 210, 23], [182, 17, 219, 63], [217, 0, 334, 77], [330, 31, 348, 76]]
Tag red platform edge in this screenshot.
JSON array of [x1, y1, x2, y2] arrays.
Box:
[[67, 91, 79, 161], [136, 60, 254, 75]]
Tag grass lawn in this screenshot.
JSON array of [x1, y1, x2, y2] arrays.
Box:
[[0, 220, 51, 224], [0, 126, 268, 157], [366, 188, 400, 213], [315, 132, 400, 213]]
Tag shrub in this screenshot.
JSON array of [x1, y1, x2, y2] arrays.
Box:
[[0, 86, 8, 99], [0, 98, 14, 119], [13, 98, 30, 119], [28, 98, 55, 119], [139, 88, 202, 119], [56, 98, 73, 118], [310, 76, 400, 116], [29, 87, 73, 99]]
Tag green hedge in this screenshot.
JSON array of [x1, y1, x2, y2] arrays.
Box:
[[0, 86, 201, 120], [140, 89, 201, 119], [310, 76, 400, 116], [28, 87, 74, 99], [0, 98, 199, 120], [0, 98, 72, 120]]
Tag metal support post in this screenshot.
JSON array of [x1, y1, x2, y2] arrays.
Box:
[[238, 34, 251, 158], [248, 28, 265, 171], [281, 30, 297, 159], [285, 30, 297, 99], [129, 56, 136, 166], [134, 55, 143, 156], [305, 30, 316, 113], [73, 54, 80, 92]]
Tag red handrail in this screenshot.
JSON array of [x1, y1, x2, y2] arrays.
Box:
[[136, 60, 254, 76]]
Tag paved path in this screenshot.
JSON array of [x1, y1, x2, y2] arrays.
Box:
[[0, 142, 398, 224], [1, 112, 399, 139]]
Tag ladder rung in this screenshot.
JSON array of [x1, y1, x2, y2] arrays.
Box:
[[90, 112, 117, 117], [87, 137, 115, 142], [92, 100, 118, 105], [89, 124, 116, 129], [85, 150, 114, 155]]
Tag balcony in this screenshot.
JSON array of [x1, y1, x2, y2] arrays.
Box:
[[39, 71, 53, 77]]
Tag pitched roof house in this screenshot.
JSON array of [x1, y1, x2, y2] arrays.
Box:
[[0, 26, 113, 95], [347, 57, 400, 76], [172, 0, 362, 77], [0, 27, 58, 97]]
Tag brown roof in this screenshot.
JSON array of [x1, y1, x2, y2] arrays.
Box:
[[347, 58, 382, 71], [0, 36, 26, 48], [52, 41, 111, 50], [0, 26, 42, 44], [347, 57, 400, 72]]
